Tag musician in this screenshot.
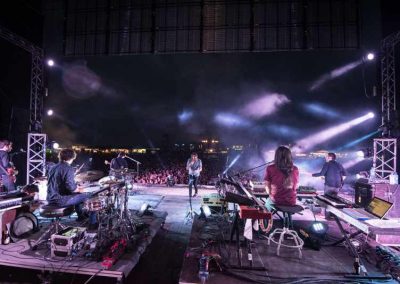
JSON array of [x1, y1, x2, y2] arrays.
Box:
[[186, 152, 202, 197], [47, 149, 96, 225], [110, 152, 128, 170], [312, 152, 346, 197], [0, 139, 16, 192], [264, 146, 299, 210]]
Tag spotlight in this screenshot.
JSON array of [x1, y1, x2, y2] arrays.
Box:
[[356, 151, 365, 158], [47, 109, 54, 116], [367, 112, 374, 118], [310, 221, 328, 235], [47, 59, 55, 66], [52, 142, 59, 149], [366, 53, 375, 61]]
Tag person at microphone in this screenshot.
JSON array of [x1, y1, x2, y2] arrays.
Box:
[[186, 152, 202, 198], [110, 152, 128, 170], [0, 139, 16, 193], [264, 146, 299, 211], [47, 149, 96, 226]]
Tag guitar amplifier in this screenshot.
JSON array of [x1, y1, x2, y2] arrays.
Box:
[[354, 179, 373, 208]]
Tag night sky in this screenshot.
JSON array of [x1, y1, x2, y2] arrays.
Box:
[[44, 50, 380, 150]]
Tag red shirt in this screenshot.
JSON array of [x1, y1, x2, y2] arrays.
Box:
[[264, 164, 299, 206]]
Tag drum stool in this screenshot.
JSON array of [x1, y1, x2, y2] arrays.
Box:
[[31, 205, 74, 250], [267, 204, 304, 258]]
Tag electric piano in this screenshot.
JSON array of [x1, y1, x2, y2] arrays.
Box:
[[0, 191, 34, 235], [315, 194, 354, 209]]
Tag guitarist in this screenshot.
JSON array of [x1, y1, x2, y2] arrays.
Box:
[[0, 139, 16, 193]]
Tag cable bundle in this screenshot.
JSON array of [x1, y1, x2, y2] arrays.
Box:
[[375, 245, 400, 281]]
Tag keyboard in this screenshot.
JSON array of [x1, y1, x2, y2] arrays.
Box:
[[0, 195, 34, 210], [316, 194, 353, 209]]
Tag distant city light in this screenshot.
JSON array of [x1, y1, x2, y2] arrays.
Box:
[[52, 142, 59, 149], [47, 109, 54, 116], [366, 53, 375, 61], [47, 59, 55, 66]]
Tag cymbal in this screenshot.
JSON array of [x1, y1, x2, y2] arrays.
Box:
[[75, 170, 104, 182]]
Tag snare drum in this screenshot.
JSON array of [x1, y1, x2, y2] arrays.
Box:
[[84, 197, 107, 211]]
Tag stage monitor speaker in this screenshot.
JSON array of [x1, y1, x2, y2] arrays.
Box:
[[354, 179, 373, 208]]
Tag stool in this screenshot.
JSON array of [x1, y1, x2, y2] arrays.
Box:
[[267, 204, 304, 258], [31, 205, 74, 250]]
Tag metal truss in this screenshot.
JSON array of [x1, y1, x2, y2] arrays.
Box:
[[380, 30, 400, 135], [26, 133, 47, 184], [0, 25, 44, 132], [373, 138, 397, 182]]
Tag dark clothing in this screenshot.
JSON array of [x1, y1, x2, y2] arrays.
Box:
[[264, 164, 299, 206], [188, 175, 199, 197], [110, 157, 128, 170], [312, 160, 346, 188], [47, 161, 94, 223], [47, 161, 77, 203], [0, 150, 16, 192]]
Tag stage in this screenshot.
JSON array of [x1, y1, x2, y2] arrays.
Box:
[[0, 192, 168, 283], [1, 185, 399, 283]]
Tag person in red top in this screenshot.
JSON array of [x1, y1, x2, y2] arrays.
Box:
[[264, 146, 299, 210]]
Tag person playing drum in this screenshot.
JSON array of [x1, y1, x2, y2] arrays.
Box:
[[47, 149, 97, 227]]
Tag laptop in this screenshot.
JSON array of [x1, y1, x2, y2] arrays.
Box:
[[342, 197, 393, 220]]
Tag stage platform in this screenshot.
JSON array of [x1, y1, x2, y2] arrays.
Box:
[[0, 205, 167, 283], [179, 216, 395, 284]]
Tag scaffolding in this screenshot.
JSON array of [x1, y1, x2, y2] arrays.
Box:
[[26, 133, 47, 183], [373, 31, 400, 182], [0, 25, 46, 184]]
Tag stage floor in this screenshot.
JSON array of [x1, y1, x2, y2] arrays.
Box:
[[0, 185, 397, 283]]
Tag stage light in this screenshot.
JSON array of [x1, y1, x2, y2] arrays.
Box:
[[240, 93, 290, 119], [178, 110, 193, 124], [337, 130, 379, 150], [310, 221, 328, 235], [214, 112, 250, 128], [47, 109, 54, 116], [293, 112, 375, 152], [310, 60, 362, 91], [356, 151, 365, 158], [47, 59, 55, 66], [366, 53, 375, 61], [223, 154, 242, 174], [303, 103, 340, 119], [52, 142, 59, 149]]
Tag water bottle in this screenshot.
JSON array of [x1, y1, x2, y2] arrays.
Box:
[[389, 172, 398, 185]]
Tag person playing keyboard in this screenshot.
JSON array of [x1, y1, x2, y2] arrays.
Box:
[[264, 146, 299, 211]]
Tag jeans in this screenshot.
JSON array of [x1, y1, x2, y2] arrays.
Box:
[[188, 174, 199, 197], [324, 185, 340, 197], [52, 193, 97, 224]]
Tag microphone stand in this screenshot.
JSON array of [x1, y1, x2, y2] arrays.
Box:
[[124, 156, 141, 176]]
